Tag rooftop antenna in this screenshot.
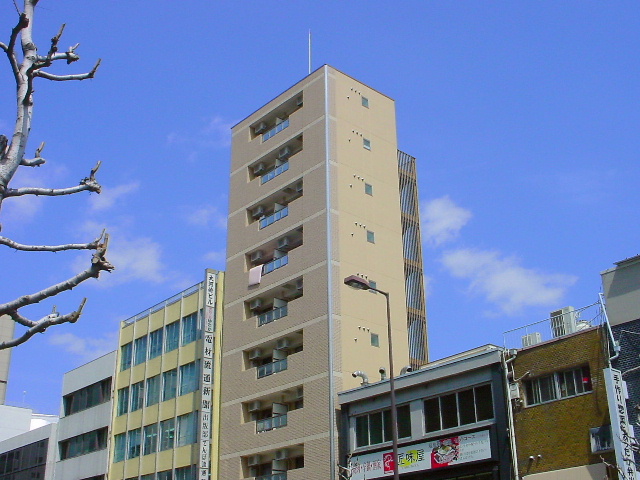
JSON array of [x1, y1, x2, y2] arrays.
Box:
[[308, 29, 312, 74]]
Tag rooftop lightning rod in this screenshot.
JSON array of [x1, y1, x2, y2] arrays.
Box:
[[308, 29, 312, 74]]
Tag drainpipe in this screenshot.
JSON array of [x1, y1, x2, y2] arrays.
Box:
[[502, 350, 520, 480]]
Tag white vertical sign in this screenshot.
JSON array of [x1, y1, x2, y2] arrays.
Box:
[[603, 367, 639, 480], [199, 272, 216, 480]]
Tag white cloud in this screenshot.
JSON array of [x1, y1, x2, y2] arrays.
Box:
[[202, 116, 235, 148], [73, 221, 166, 286], [166, 115, 236, 150], [48, 331, 118, 362], [441, 248, 577, 315], [186, 205, 227, 229], [421, 196, 472, 246], [90, 182, 139, 211]]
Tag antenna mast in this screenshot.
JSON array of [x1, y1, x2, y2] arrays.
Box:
[[308, 30, 312, 74]]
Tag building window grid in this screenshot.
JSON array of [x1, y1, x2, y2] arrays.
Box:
[[524, 365, 592, 406], [59, 427, 108, 460], [178, 361, 200, 396], [133, 336, 148, 366], [424, 384, 494, 433], [63, 378, 111, 416], [355, 405, 411, 448]]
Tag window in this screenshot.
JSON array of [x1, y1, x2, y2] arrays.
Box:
[[175, 465, 197, 480], [367, 230, 375, 243], [162, 369, 178, 401], [113, 433, 126, 462], [63, 378, 111, 415], [424, 384, 494, 433], [181, 312, 200, 345], [127, 428, 141, 459], [143, 423, 158, 455], [130, 381, 144, 411], [361, 96, 369, 108], [59, 428, 107, 459], [149, 328, 163, 359], [524, 366, 592, 406], [363, 138, 371, 150], [146, 375, 160, 407], [117, 387, 129, 416], [141, 475, 155, 480], [355, 405, 411, 447], [157, 471, 173, 480], [590, 425, 613, 453], [120, 343, 132, 371], [179, 361, 199, 396], [165, 321, 180, 352], [177, 411, 198, 446], [364, 183, 373, 196], [370, 333, 379, 347], [159, 418, 175, 451], [134, 335, 148, 366]]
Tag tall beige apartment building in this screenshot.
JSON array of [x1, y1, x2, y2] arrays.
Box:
[[220, 65, 427, 480]]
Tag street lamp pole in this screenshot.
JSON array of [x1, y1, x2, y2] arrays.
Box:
[[344, 276, 400, 480]]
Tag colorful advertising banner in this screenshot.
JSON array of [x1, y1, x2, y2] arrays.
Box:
[[199, 271, 217, 480], [348, 430, 492, 480], [603, 368, 640, 480]]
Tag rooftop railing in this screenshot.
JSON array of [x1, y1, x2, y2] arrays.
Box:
[[123, 283, 202, 327]]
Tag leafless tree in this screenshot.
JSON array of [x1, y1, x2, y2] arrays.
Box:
[[0, 0, 113, 348]]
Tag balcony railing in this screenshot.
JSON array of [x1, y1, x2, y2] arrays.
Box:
[[262, 119, 290, 142], [263, 255, 288, 275], [256, 414, 288, 433], [257, 358, 287, 379], [258, 305, 288, 327], [261, 161, 289, 184], [256, 474, 286, 480], [259, 206, 289, 229]]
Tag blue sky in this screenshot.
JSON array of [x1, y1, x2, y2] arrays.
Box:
[[1, 1, 638, 414]]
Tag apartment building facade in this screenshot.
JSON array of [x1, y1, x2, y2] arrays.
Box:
[[108, 270, 224, 480], [219, 65, 427, 480]]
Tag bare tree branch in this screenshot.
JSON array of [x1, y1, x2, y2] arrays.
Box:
[[20, 141, 45, 166], [5, 160, 102, 197], [33, 58, 101, 81], [0, 299, 86, 349], [0, 234, 113, 315], [0, 233, 102, 252]]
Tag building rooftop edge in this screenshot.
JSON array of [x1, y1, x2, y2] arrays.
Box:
[[231, 64, 395, 129]]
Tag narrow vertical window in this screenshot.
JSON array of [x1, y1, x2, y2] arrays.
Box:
[[130, 381, 144, 411], [361, 96, 369, 108], [165, 321, 180, 352], [370, 333, 379, 347], [149, 329, 163, 359], [364, 183, 373, 196], [113, 433, 126, 462], [117, 387, 129, 416], [160, 418, 175, 450], [367, 231, 375, 243], [162, 369, 177, 401], [146, 375, 160, 406], [133, 336, 147, 365], [120, 343, 132, 371], [363, 138, 371, 150], [127, 428, 141, 459], [143, 423, 158, 455]]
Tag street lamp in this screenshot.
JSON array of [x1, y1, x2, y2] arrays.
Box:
[[344, 275, 400, 480]]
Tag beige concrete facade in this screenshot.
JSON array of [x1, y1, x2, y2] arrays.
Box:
[[220, 66, 422, 480], [108, 270, 224, 480]]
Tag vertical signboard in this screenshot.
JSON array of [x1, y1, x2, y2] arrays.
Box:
[[603, 367, 639, 480], [199, 271, 216, 480]]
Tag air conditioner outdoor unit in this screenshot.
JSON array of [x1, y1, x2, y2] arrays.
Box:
[[277, 237, 291, 251], [252, 162, 266, 175], [550, 307, 578, 338], [254, 122, 267, 134], [295, 182, 303, 194], [274, 449, 289, 461], [296, 387, 304, 399], [275, 338, 291, 350], [296, 279, 303, 291], [248, 348, 262, 360], [296, 96, 303, 107], [250, 250, 264, 263], [247, 454, 262, 466], [249, 298, 263, 310], [278, 146, 292, 159], [248, 400, 262, 412], [521, 332, 542, 347], [251, 205, 265, 219]]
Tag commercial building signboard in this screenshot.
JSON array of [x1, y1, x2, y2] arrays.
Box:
[[199, 271, 217, 480], [603, 367, 639, 480], [348, 430, 491, 480]]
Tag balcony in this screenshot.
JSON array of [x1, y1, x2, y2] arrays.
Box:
[[258, 305, 288, 327], [256, 414, 288, 433], [262, 118, 290, 142], [263, 255, 288, 275], [257, 358, 288, 379], [261, 161, 290, 184], [259, 207, 289, 229]]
